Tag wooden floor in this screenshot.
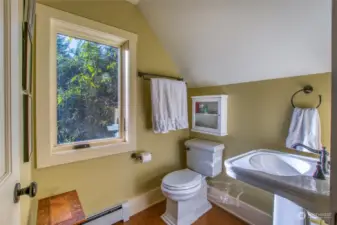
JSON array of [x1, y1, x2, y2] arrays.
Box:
[[116, 201, 247, 225]]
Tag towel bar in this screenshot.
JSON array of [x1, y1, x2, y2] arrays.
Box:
[[138, 72, 186, 83]]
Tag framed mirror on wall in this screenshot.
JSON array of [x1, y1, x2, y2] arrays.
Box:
[[22, 0, 35, 162]]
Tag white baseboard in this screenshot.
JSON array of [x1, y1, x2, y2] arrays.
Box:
[[208, 186, 272, 225], [128, 187, 165, 216], [84, 202, 129, 225]]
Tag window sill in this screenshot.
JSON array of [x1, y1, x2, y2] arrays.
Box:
[[52, 138, 125, 152], [36, 140, 136, 169]]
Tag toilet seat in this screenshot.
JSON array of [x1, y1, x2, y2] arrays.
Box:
[[162, 169, 202, 190], [161, 169, 202, 201], [161, 182, 201, 201]]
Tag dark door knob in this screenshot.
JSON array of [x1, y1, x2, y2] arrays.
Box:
[[14, 182, 38, 203]]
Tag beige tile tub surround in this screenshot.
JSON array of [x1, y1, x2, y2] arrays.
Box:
[[189, 72, 331, 215]]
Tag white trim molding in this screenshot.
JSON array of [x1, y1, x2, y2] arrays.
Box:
[[208, 186, 272, 225], [128, 187, 165, 216], [35, 4, 138, 168]]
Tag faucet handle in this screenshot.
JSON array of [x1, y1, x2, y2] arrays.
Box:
[[319, 147, 329, 175], [321, 147, 329, 154], [313, 162, 326, 180]]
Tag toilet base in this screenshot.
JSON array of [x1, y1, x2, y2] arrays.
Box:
[[161, 179, 211, 225]]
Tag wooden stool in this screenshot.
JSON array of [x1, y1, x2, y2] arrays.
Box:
[[37, 190, 86, 225]]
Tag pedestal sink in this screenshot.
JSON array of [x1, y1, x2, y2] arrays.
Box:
[[225, 150, 330, 224]]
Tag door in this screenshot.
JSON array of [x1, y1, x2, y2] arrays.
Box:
[[332, 0, 337, 224], [0, 0, 21, 224]]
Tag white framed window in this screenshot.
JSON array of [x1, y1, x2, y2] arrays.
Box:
[[36, 4, 137, 168]]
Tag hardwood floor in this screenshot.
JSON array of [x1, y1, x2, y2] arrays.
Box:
[[115, 201, 248, 225]]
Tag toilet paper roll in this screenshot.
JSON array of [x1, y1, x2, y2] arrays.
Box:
[[140, 152, 152, 163]]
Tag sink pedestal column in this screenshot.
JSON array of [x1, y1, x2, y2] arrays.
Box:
[[273, 195, 309, 225]]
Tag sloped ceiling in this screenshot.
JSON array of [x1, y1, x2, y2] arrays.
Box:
[[138, 0, 331, 87]]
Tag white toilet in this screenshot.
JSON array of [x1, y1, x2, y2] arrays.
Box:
[[161, 139, 224, 225]]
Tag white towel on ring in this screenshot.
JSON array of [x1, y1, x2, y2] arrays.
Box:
[[286, 108, 322, 152]]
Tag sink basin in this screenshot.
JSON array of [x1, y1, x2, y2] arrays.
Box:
[[249, 153, 311, 176], [226, 150, 316, 178], [224, 149, 330, 217]]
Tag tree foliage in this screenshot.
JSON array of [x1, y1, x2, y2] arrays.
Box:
[[57, 34, 119, 144]]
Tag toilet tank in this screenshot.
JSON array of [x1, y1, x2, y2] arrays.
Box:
[[185, 139, 225, 177]]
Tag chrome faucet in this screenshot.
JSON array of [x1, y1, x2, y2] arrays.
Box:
[[291, 143, 329, 175]]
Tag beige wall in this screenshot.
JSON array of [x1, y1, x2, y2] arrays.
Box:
[[188, 72, 331, 214], [32, 0, 189, 217]]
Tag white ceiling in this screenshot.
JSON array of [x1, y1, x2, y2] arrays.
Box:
[[138, 0, 332, 87]]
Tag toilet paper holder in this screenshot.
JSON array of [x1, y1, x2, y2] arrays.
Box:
[[131, 151, 151, 162]]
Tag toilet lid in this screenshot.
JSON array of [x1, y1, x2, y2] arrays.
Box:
[[162, 169, 202, 188]]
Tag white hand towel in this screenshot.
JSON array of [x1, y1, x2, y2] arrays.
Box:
[[286, 108, 322, 152], [151, 78, 188, 133]]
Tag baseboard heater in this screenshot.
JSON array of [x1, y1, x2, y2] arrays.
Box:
[[80, 202, 130, 225]]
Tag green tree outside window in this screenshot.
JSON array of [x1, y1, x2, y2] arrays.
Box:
[[56, 34, 119, 144]]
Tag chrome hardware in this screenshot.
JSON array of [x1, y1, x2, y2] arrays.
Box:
[[291, 143, 329, 175]]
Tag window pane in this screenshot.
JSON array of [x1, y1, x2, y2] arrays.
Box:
[[195, 101, 218, 114], [195, 114, 218, 129], [56, 34, 120, 145]]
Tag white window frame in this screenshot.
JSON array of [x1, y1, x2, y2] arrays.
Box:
[[36, 4, 137, 168], [50, 21, 126, 152]]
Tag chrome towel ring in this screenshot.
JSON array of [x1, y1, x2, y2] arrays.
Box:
[[291, 85, 322, 108]]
